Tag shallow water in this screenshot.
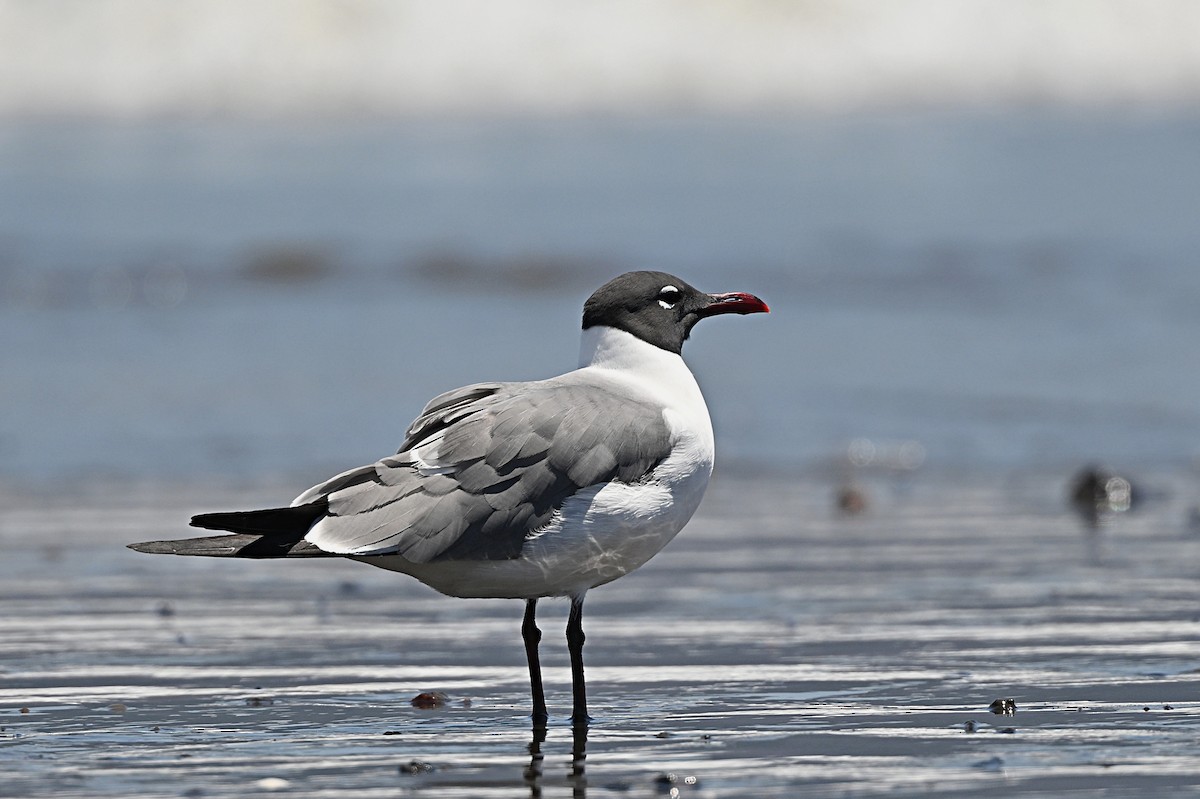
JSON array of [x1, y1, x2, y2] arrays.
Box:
[[3, 469, 1199, 797]]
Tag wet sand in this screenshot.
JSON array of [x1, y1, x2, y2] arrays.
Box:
[[2, 469, 1199, 797]]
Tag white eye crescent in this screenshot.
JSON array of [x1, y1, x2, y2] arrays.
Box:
[[658, 285, 682, 309]]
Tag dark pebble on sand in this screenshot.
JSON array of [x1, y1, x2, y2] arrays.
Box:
[[836, 484, 869, 515], [411, 691, 449, 709], [399, 760, 435, 774], [989, 698, 1016, 715]]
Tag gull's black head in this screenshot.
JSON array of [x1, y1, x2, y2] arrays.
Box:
[[582, 270, 769, 354]]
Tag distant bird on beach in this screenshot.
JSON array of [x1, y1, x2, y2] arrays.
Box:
[[130, 271, 768, 725], [1068, 464, 1137, 530]]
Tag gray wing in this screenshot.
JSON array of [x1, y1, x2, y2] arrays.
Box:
[[301, 377, 672, 562]]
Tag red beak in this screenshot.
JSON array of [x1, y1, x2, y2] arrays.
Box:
[[698, 292, 770, 317]]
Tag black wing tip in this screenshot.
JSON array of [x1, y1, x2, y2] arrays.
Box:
[[188, 501, 328, 535], [130, 503, 329, 558], [189, 512, 231, 531], [189, 509, 263, 531]]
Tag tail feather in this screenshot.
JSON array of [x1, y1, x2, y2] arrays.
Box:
[[128, 499, 331, 559], [127, 534, 329, 558]]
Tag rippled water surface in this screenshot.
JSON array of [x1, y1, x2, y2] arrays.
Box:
[[3, 470, 1198, 797]]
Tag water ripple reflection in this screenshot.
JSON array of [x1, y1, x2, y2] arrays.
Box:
[[2, 470, 1199, 796]]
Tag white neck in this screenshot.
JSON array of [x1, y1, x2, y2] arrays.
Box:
[[576, 326, 711, 447], [576, 325, 715, 504], [579, 325, 679, 371]]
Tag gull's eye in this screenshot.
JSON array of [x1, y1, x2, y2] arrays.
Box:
[[658, 285, 683, 309]]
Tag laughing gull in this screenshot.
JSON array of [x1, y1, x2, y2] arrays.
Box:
[[129, 270, 768, 724]]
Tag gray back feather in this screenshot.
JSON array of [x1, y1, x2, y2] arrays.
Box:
[[305, 377, 672, 562]]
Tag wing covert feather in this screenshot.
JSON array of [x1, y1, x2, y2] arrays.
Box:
[[303, 377, 673, 563]]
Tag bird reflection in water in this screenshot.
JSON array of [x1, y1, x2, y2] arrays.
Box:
[[525, 722, 588, 798]]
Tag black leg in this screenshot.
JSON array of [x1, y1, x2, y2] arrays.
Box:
[[523, 598, 548, 725], [567, 593, 591, 725]]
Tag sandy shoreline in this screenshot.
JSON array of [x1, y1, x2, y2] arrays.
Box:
[[2, 469, 1199, 797]]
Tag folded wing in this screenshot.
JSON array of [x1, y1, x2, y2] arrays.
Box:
[[301, 376, 672, 562]]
